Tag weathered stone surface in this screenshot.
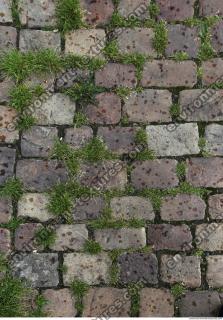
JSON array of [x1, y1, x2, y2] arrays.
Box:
[[85, 93, 121, 124], [117, 0, 149, 20], [83, 287, 131, 317], [95, 63, 137, 88], [147, 224, 192, 251], [24, 73, 55, 90], [19, 30, 61, 52], [166, 25, 200, 58], [139, 288, 174, 317], [32, 93, 76, 125], [14, 223, 42, 252], [0, 0, 12, 23], [205, 124, 223, 155], [0, 198, 12, 223], [146, 123, 200, 156], [0, 106, 19, 143], [157, 0, 195, 21], [16, 160, 68, 192], [200, 0, 223, 16], [111, 196, 155, 221], [123, 89, 172, 123], [55, 69, 90, 90], [43, 289, 77, 317], [21, 289, 38, 316], [202, 58, 223, 85], [141, 60, 197, 88], [12, 253, 59, 287], [73, 197, 105, 220], [211, 21, 223, 53], [117, 252, 158, 284], [0, 78, 14, 103], [0, 147, 16, 185], [80, 0, 114, 25], [131, 160, 179, 190], [63, 253, 111, 285], [94, 228, 146, 250], [64, 126, 93, 149], [0, 228, 10, 255], [186, 158, 223, 188], [207, 256, 223, 287], [0, 26, 16, 51], [195, 223, 223, 251], [50, 224, 88, 251], [208, 194, 223, 220], [161, 194, 206, 221]]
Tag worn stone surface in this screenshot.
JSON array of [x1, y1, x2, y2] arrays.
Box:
[[0, 228, 10, 255], [117, 0, 149, 19], [205, 124, 223, 155], [80, 0, 114, 26], [200, 0, 223, 16], [157, 0, 195, 21], [195, 223, 223, 251], [0, 198, 12, 223], [0, 78, 14, 103], [55, 69, 90, 90], [14, 223, 42, 252], [72, 197, 105, 221], [64, 126, 93, 149], [19, 30, 61, 52], [24, 73, 55, 90], [207, 256, 223, 287], [208, 194, 223, 220], [0, 0, 12, 23], [0, 106, 19, 143], [0, 26, 17, 50], [211, 21, 223, 53], [202, 58, 223, 85], [0, 147, 16, 185]]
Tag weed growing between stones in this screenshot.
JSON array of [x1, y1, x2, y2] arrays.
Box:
[[109, 249, 121, 285], [115, 86, 132, 99], [198, 137, 211, 157], [35, 226, 57, 249], [176, 162, 186, 180], [171, 51, 189, 61], [170, 103, 181, 119], [29, 295, 48, 317], [62, 54, 106, 71], [0, 217, 23, 231], [84, 240, 102, 254], [128, 283, 141, 317], [11, 0, 21, 28], [153, 20, 168, 56], [108, 11, 143, 29], [148, 1, 160, 20], [0, 178, 23, 201], [193, 249, 205, 257], [73, 112, 89, 127], [134, 128, 156, 160], [170, 283, 186, 298], [89, 217, 145, 229], [16, 115, 36, 131], [71, 279, 89, 314]]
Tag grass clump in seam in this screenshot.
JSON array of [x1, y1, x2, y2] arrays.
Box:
[[35, 226, 56, 249], [73, 112, 89, 127], [62, 55, 106, 71], [0, 217, 23, 231], [81, 137, 116, 162], [171, 51, 189, 61], [71, 279, 89, 314], [176, 162, 186, 180], [84, 240, 102, 254], [0, 178, 23, 201], [11, 0, 21, 28], [153, 20, 168, 56], [148, 1, 160, 19], [171, 283, 186, 298], [170, 103, 181, 119]]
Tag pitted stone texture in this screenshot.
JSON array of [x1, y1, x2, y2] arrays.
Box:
[[55, 69, 90, 90], [0, 78, 14, 103], [117, 0, 149, 20], [157, 0, 195, 21], [161, 255, 201, 288], [0, 228, 10, 255], [179, 291, 221, 317], [16, 160, 68, 192], [117, 252, 158, 284], [0, 198, 12, 223], [202, 59, 223, 85], [139, 288, 174, 317], [64, 127, 93, 149], [208, 194, 223, 219], [14, 223, 42, 252], [131, 160, 179, 190], [43, 289, 77, 317], [24, 73, 55, 90], [0, 106, 19, 143], [186, 158, 223, 188], [18, 193, 53, 222], [146, 123, 200, 156], [211, 21, 223, 53], [19, 0, 56, 27], [0, 26, 17, 50], [95, 63, 137, 88], [94, 228, 146, 250], [12, 253, 59, 287], [85, 93, 121, 125], [0, 147, 16, 185], [200, 0, 223, 16], [207, 256, 223, 287], [19, 30, 61, 53], [141, 60, 197, 88], [63, 253, 111, 285], [80, 0, 114, 25], [205, 124, 223, 155], [73, 197, 105, 221], [111, 196, 155, 221], [166, 25, 200, 58], [50, 224, 88, 251], [32, 93, 76, 125], [147, 224, 192, 251], [195, 223, 223, 251], [65, 29, 105, 57], [161, 194, 206, 221], [116, 28, 156, 56], [0, 0, 12, 23]]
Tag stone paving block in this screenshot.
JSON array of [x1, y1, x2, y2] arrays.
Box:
[[200, 0, 223, 16], [83, 287, 131, 317], [0, 78, 14, 103], [157, 0, 195, 21], [19, 0, 56, 27], [16, 160, 68, 192], [0, 0, 12, 23], [64, 126, 93, 149], [95, 63, 137, 88], [50, 224, 88, 251], [14, 223, 42, 252], [208, 194, 223, 220], [42, 289, 77, 317], [55, 69, 90, 90], [12, 253, 59, 287], [146, 123, 200, 156], [202, 58, 223, 85], [117, 0, 149, 20], [205, 124, 223, 156], [0, 147, 16, 185], [117, 252, 158, 284], [166, 25, 200, 58], [211, 21, 223, 53], [24, 73, 55, 90], [131, 160, 179, 190], [0, 106, 19, 143], [19, 30, 61, 53], [123, 89, 172, 123], [0, 26, 17, 51], [161, 194, 206, 221], [80, 0, 114, 26], [0, 228, 10, 255], [186, 158, 223, 188], [207, 256, 223, 287], [195, 223, 223, 251], [85, 92, 121, 125], [0, 198, 12, 223], [63, 253, 111, 285], [141, 60, 197, 88], [160, 255, 201, 288], [110, 196, 155, 221], [21, 126, 58, 157], [72, 197, 105, 221], [147, 224, 192, 251], [32, 93, 76, 125], [139, 288, 174, 317]]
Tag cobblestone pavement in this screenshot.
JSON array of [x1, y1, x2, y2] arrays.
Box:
[[1, 0, 223, 317]]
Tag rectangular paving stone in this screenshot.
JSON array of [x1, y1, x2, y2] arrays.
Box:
[[0, 198, 12, 223], [157, 0, 195, 21], [195, 223, 223, 251], [0, 26, 17, 50], [200, 0, 223, 16], [55, 69, 90, 90], [72, 197, 105, 221], [80, 0, 114, 26], [64, 126, 93, 149], [0, 106, 19, 143], [0, 78, 14, 103], [0, 147, 16, 185], [14, 223, 43, 252], [94, 228, 146, 250], [211, 21, 223, 53], [208, 194, 223, 220], [131, 160, 179, 190], [207, 256, 223, 287], [205, 124, 223, 156], [117, 0, 149, 20], [0, 228, 10, 255], [202, 58, 223, 85], [0, 0, 12, 23], [141, 60, 197, 87]]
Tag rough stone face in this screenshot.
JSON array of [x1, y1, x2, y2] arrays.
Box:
[[211, 21, 223, 53], [0, 147, 16, 185], [141, 60, 197, 88], [195, 223, 223, 251], [131, 160, 179, 190], [21, 126, 58, 157], [207, 256, 223, 287], [16, 160, 68, 192], [157, 0, 195, 21], [42, 289, 77, 317], [147, 224, 192, 251], [0, 78, 14, 103], [24, 73, 55, 90], [12, 253, 59, 287], [117, 252, 158, 284], [202, 58, 223, 85], [111, 196, 155, 221], [205, 124, 223, 155], [14, 223, 42, 252], [0, 26, 17, 50], [63, 253, 111, 285], [123, 90, 172, 123], [55, 69, 90, 90], [161, 194, 206, 221], [83, 288, 131, 317], [0, 228, 10, 255], [117, 0, 149, 19], [0, 198, 12, 223], [19, 30, 61, 52], [0, 106, 19, 143], [80, 0, 114, 25], [72, 197, 105, 221], [85, 93, 121, 125], [139, 288, 174, 317], [95, 63, 137, 88], [208, 194, 223, 219], [146, 123, 200, 156], [0, 0, 12, 23], [200, 0, 223, 16], [64, 127, 93, 149]]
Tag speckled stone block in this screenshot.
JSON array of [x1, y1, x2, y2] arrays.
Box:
[[211, 21, 223, 53], [195, 223, 223, 251], [208, 194, 223, 220], [0, 147, 16, 185], [72, 197, 105, 221], [0, 0, 12, 23], [64, 127, 93, 149], [200, 0, 223, 16], [0, 78, 14, 103], [207, 256, 223, 287], [201, 58, 223, 85], [117, 0, 149, 20], [0, 26, 17, 50], [0, 198, 12, 223], [157, 0, 195, 21], [0, 228, 10, 255], [0, 106, 19, 143], [14, 223, 43, 252], [205, 124, 223, 155], [19, 30, 61, 52], [80, 0, 114, 26]]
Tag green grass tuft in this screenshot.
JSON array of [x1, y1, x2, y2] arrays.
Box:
[[171, 51, 189, 61], [11, 0, 21, 28], [9, 85, 33, 112], [170, 103, 181, 118], [62, 54, 106, 71], [0, 217, 23, 231], [35, 226, 56, 249], [115, 87, 132, 99], [30, 294, 47, 317], [71, 279, 89, 314], [176, 162, 186, 180], [89, 217, 145, 229], [81, 137, 116, 162], [0, 178, 23, 201], [153, 20, 168, 56], [16, 115, 36, 131], [171, 283, 186, 298], [73, 112, 89, 128], [149, 1, 160, 19], [134, 129, 147, 146], [199, 137, 211, 157], [84, 240, 102, 254]]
